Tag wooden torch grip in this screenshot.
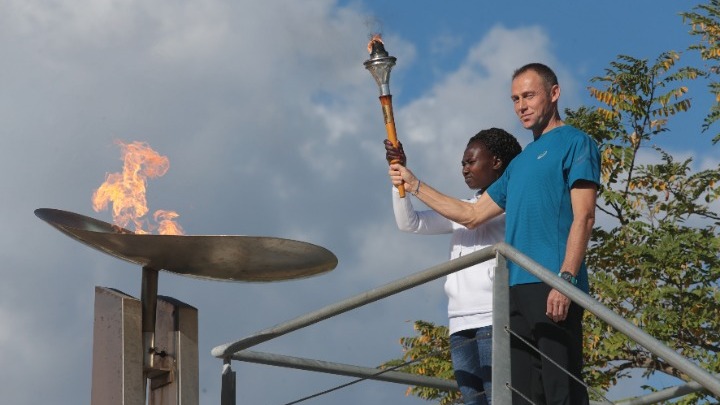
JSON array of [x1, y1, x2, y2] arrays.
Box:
[[379, 95, 406, 197]]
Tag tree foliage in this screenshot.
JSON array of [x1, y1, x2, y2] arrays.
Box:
[[567, 49, 720, 404], [380, 320, 461, 404], [682, 0, 720, 144]]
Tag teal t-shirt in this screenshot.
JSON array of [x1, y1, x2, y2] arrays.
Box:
[[486, 125, 600, 292]]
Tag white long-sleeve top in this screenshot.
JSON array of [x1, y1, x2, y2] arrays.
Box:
[[391, 187, 505, 335]]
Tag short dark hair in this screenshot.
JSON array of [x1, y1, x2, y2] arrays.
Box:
[[467, 128, 522, 172], [512, 63, 558, 91]]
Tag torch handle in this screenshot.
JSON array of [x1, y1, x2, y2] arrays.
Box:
[[379, 95, 406, 198]]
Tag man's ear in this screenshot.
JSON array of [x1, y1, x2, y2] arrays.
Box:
[[550, 84, 561, 103]]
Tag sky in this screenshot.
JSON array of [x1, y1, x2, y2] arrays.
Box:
[[1, 0, 717, 404]]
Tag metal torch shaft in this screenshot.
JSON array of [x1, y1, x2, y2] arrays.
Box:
[[141, 266, 159, 374], [379, 95, 405, 197]]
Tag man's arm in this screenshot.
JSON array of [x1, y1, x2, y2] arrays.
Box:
[[560, 181, 597, 279], [546, 180, 597, 322], [388, 163, 503, 229]]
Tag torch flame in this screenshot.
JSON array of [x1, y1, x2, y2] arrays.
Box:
[[367, 33, 383, 54], [92, 140, 184, 235]]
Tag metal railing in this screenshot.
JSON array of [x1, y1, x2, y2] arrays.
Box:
[[212, 242, 720, 404]]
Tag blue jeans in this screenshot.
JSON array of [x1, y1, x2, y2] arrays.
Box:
[[450, 326, 492, 405]]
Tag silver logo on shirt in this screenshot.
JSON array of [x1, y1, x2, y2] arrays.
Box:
[[537, 150, 548, 159]]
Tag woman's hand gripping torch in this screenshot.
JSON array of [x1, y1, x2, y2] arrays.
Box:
[[364, 35, 406, 197]]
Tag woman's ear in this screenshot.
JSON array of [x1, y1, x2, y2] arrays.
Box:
[[492, 156, 503, 171]]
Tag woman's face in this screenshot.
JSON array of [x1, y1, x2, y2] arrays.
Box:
[[462, 142, 501, 190]]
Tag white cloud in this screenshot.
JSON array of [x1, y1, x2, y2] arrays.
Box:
[[0, 1, 575, 403], [396, 24, 574, 197]]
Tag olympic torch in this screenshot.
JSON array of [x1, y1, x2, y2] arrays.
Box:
[[364, 35, 405, 197]]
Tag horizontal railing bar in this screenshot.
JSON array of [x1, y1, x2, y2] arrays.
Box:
[[613, 373, 719, 405], [494, 242, 720, 399], [211, 246, 496, 358], [214, 241, 718, 403], [231, 350, 458, 391]]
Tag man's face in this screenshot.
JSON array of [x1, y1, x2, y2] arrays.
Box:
[[511, 70, 559, 134], [462, 142, 499, 190]]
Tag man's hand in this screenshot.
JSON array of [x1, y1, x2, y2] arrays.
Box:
[[546, 288, 571, 323], [384, 139, 406, 166]]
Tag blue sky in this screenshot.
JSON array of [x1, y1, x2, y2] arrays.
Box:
[[357, 0, 717, 156], [1, 0, 715, 404]]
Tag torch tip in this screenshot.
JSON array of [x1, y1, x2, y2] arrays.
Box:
[[367, 34, 388, 56]]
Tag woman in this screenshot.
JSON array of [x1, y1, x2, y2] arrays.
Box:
[[385, 128, 521, 405]]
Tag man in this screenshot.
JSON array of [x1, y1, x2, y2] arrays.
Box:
[[388, 63, 600, 404]]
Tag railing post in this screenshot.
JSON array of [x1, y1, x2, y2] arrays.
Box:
[[221, 359, 236, 405], [492, 251, 512, 405]]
